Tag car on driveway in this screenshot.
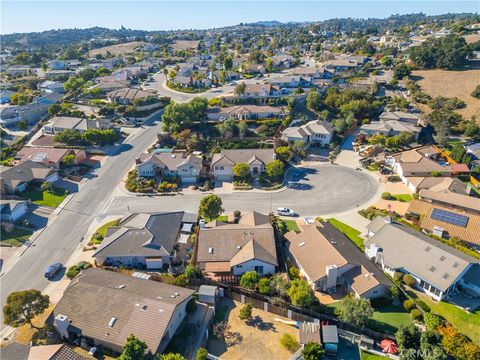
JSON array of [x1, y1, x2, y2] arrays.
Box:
[[276, 207, 296, 216], [44, 263, 63, 280]]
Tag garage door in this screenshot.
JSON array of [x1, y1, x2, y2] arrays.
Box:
[[181, 176, 197, 183], [145, 258, 163, 269]]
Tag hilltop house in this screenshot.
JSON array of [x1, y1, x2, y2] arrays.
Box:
[[285, 221, 391, 299], [93, 211, 197, 269], [51, 269, 194, 354], [15, 147, 86, 169], [135, 151, 202, 184], [211, 148, 276, 181], [107, 87, 158, 106], [196, 211, 278, 276], [360, 120, 421, 140], [0, 103, 49, 127]]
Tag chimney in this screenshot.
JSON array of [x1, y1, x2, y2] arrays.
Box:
[[324, 265, 338, 291], [54, 314, 70, 339]]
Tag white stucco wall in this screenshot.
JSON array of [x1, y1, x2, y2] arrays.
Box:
[[232, 259, 275, 276]]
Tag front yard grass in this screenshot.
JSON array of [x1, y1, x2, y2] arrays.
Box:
[[22, 187, 67, 208], [393, 194, 413, 202], [326, 218, 364, 250], [90, 219, 120, 245], [0, 227, 33, 246], [282, 219, 300, 233], [419, 295, 480, 346]]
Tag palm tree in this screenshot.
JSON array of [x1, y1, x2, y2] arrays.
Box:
[[234, 82, 247, 96]]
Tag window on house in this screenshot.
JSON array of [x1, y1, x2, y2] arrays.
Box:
[[254, 266, 264, 274]]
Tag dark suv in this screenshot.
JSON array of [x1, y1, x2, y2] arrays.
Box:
[[44, 263, 63, 280]]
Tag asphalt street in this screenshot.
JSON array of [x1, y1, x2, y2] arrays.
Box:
[[0, 119, 162, 330], [104, 164, 379, 217]]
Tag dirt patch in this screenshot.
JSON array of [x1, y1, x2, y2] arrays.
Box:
[[412, 69, 480, 120], [14, 304, 56, 345], [464, 34, 480, 44], [208, 299, 300, 360], [88, 41, 145, 57], [169, 40, 200, 51]]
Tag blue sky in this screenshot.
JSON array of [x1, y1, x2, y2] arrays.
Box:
[[1, 1, 479, 34]]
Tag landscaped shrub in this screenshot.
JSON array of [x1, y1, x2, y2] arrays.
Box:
[[403, 274, 417, 287], [381, 192, 393, 200], [173, 273, 189, 287], [410, 308, 423, 321], [280, 333, 300, 352], [393, 271, 404, 282], [239, 303, 253, 320], [387, 175, 401, 182], [424, 312, 442, 331], [77, 261, 92, 270], [258, 278, 272, 295], [66, 265, 80, 279], [196, 348, 208, 360], [403, 299, 416, 312], [415, 300, 431, 313], [240, 271, 259, 289], [288, 266, 300, 279]]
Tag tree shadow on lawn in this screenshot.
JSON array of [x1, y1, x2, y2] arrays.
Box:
[[367, 318, 398, 335], [246, 315, 277, 332]]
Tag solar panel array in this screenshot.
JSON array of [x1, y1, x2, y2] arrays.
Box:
[[431, 208, 469, 228]]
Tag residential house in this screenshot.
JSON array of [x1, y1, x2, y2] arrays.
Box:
[[0, 160, 59, 194], [285, 221, 391, 299], [270, 75, 312, 88], [360, 120, 422, 140], [365, 218, 480, 301], [107, 87, 158, 105], [323, 58, 360, 72], [385, 146, 456, 187], [135, 151, 202, 184], [0, 199, 30, 222], [290, 66, 333, 79], [0, 89, 15, 104], [39, 80, 65, 94], [281, 119, 333, 147], [211, 148, 276, 181], [379, 111, 420, 125], [45, 70, 75, 80], [92, 79, 132, 92], [48, 59, 81, 70], [207, 105, 283, 121], [15, 147, 86, 169], [43, 116, 114, 135], [407, 190, 480, 247], [51, 268, 194, 354], [240, 83, 280, 98], [196, 211, 278, 276], [93, 211, 197, 269], [27, 344, 88, 360], [112, 66, 147, 80], [0, 103, 49, 127], [405, 176, 469, 194], [6, 65, 31, 76]]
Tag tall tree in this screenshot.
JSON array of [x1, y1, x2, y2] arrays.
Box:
[[335, 296, 374, 327], [198, 194, 223, 221], [3, 290, 49, 328]]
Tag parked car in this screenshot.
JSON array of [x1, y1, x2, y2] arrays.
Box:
[[44, 263, 63, 280], [276, 207, 295, 216]]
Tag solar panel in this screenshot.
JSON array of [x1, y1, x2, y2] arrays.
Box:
[[431, 208, 469, 228]]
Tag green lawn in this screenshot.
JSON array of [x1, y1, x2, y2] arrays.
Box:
[[282, 219, 300, 232], [368, 305, 412, 334], [91, 219, 120, 244], [393, 194, 413, 202], [1, 227, 33, 247], [326, 218, 364, 250], [361, 351, 385, 360], [22, 187, 67, 208], [419, 295, 480, 346], [326, 302, 411, 335]]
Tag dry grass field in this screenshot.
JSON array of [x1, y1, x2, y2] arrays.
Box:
[[88, 41, 145, 57], [169, 40, 200, 51], [412, 69, 480, 120]]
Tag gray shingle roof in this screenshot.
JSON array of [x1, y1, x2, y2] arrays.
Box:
[[365, 222, 479, 291], [93, 212, 196, 258]]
